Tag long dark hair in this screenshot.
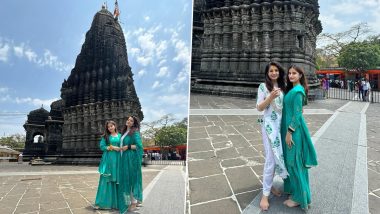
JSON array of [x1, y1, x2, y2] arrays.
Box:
[[264, 61, 286, 92], [122, 116, 140, 136], [102, 120, 118, 145], [285, 65, 309, 96]]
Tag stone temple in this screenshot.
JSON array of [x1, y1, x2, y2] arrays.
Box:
[[191, 0, 322, 97], [23, 6, 143, 164]]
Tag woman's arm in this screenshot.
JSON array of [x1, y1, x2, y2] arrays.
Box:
[[256, 83, 280, 111], [99, 137, 110, 151], [285, 92, 303, 147], [288, 92, 303, 132], [134, 132, 144, 156]]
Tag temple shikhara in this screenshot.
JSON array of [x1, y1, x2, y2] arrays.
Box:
[[23, 3, 143, 164], [191, 0, 322, 97]]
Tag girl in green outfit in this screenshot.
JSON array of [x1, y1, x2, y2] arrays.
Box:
[[95, 120, 122, 209], [118, 116, 144, 213], [281, 65, 318, 209]]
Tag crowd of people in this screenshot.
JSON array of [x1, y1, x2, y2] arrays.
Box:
[[321, 77, 373, 101]]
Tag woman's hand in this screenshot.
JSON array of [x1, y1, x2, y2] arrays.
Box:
[[131, 145, 137, 150], [112, 146, 121, 151], [285, 132, 294, 148], [269, 88, 281, 100]]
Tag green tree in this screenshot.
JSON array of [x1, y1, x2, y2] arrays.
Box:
[[338, 42, 380, 72], [140, 114, 176, 147], [155, 123, 187, 148], [0, 134, 25, 149]]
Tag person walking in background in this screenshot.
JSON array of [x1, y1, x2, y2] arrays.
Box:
[[119, 116, 144, 213], [365, 79, 371, 102], [95, 120, 121, 210], [281, 65, 318, 209], [322, 78, 329, 98], [256, 62, 289, 211]]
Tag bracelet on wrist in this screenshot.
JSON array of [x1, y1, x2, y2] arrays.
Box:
[[287, 128, 294, 134], [128, 144, 131, 150]]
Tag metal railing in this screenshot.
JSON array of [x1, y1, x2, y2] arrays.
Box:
[[324, 87, 380, 103], [143, 159, 186, 166]]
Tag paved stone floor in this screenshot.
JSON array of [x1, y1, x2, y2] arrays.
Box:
[[187, 93, 380, 214], [366, 103, 380, 214], [0, 164, 176, 214]]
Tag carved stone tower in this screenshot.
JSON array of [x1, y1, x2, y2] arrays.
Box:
[[58, 7, 143, 163], [191, 0, 323, 97]]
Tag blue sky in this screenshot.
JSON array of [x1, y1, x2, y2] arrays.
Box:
[[318, 0, 380, 47], [0, 0, 192, 136]]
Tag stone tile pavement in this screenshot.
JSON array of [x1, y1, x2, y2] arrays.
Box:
[[187, 93, 380, 214], [0, 164, 184, 214], [366, 103, 380, 214], [187, 94, 333, 214]]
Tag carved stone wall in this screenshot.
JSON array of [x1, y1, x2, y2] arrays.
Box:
[[191, 0, 323, 97]]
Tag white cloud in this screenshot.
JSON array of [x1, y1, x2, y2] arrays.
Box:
[[0, 43, 10, 62], [0, 87, 9, 93], [13, 44, 24, 58], [158, 59, 166, 67], [129, 47, 140, 57], [141, 106, 166, 123], [24, 48, 38, 63], [157, 66, 169, 77], [156, 40, 168, 59], [0, 37, 72, 73], [331, 3, 364, 15], [0, 123, 26, 136], [172, 39, 190, 65], [0, 94, 10, 102], [319, 14, 344, 31], [144, 16, 150, 21], [136, 56, 152, 66], [158, 94, 188, 107], [138, 69, 146, 77], [152, 81, 162, 89], [15, 97, 58, 108], [137, 32, 156, 56]]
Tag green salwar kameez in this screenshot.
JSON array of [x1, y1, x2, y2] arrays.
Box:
[[95, 134, 121, 209], [281, 84, 318, 209], [118, 131, 143, 214]]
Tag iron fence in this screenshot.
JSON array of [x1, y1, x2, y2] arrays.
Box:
[[324, 87, 380, 103], [143, 159, 186, 166]]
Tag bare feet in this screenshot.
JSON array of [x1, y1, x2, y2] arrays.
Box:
[[271, 187, 281, 197], [128, 203, 137, 212], [283, 199, 299, 207], [260, 195, 269, 211]]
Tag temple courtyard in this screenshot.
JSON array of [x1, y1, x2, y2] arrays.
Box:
[[187, 94, 380, 214], [0, 164, 185, 214]]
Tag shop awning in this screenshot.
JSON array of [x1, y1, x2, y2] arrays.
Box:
[[366, 69, 380, 74], [316, 70, 344, 75]]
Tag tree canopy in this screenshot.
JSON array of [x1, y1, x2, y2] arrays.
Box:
[[141, 114, 187, 148], [338, 42, 380, 72], [0, 134, 25, 149]]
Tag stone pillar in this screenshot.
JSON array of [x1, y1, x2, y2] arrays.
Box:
[[220, 8, 231, 73]]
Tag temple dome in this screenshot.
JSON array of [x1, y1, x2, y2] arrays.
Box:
[[27, 107, 49, 124]]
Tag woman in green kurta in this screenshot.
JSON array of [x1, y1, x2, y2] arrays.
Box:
[[95, 120, 122, 209], [118, 116, 143, 213], [281, 65, 318, 209]]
